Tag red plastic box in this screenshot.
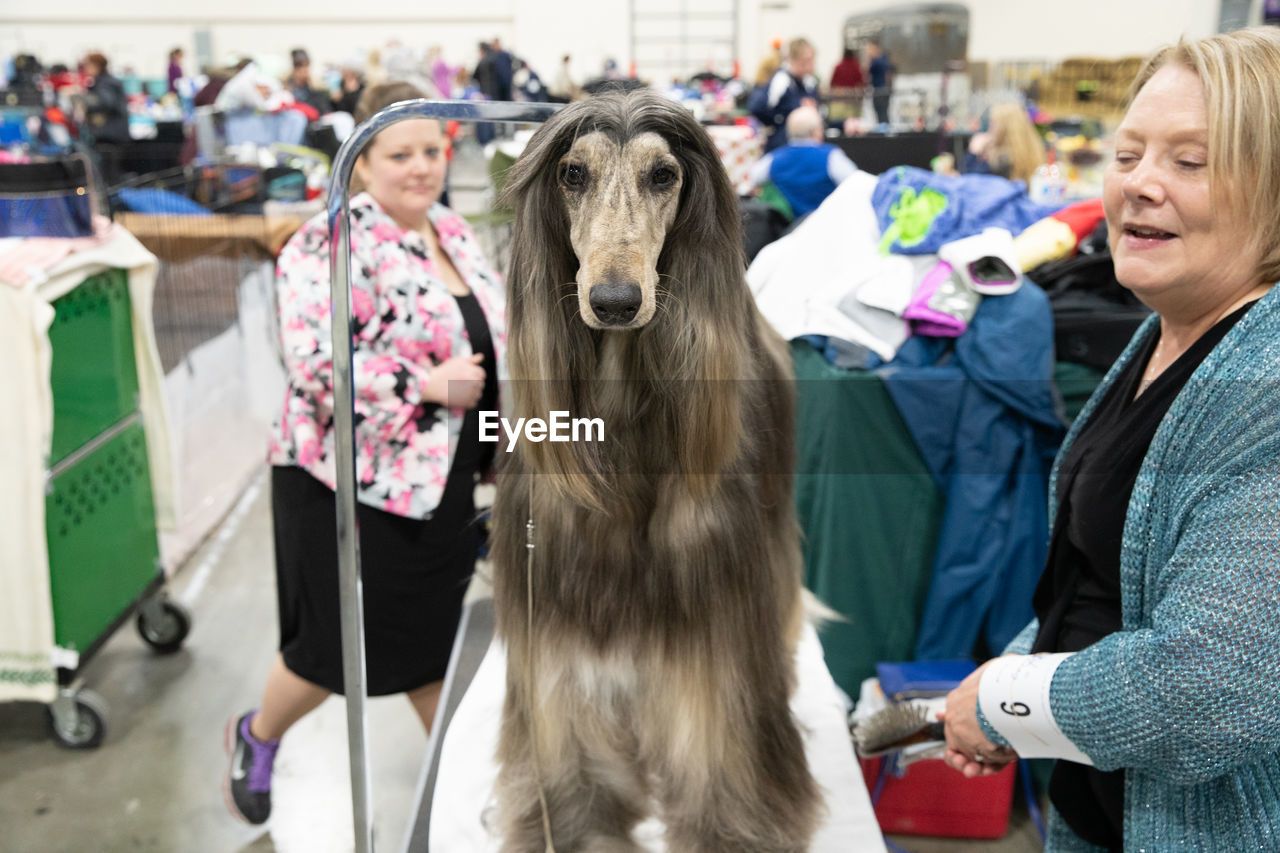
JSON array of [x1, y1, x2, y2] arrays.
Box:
[[859, 756, 1017, 839]]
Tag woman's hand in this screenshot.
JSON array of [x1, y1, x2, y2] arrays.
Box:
[[940, 660, 1019, 778], [422, 352, 486, 408]]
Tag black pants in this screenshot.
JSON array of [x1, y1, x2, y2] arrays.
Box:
[[873, 95, 891, 125]]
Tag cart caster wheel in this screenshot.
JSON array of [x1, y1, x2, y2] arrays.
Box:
[[137, 598, 191, 654], [49, 689, 108, 750]]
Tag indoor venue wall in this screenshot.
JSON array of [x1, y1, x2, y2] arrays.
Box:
[[1, 1, 517, 82], [747, 0, 1221, 86], [4, 0, 1233, 93]]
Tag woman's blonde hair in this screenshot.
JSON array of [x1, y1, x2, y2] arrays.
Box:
[[754, 51, 781, 86], [986, 102, 1045, 184], [349, 80, 436, 194], [1126, 27, 1280, 283]]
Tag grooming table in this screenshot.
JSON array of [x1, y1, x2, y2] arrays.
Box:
[[401, 597, 887, 852]]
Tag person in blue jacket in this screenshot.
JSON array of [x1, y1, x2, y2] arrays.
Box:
[[750, 37, 820, 153], [942, 27, 1280, 851], [748, 105, 857, 217]]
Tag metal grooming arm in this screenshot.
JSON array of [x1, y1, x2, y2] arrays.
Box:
[[327, 99, 560, 853]]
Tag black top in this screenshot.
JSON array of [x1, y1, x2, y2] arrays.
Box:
[[334, 85, 363, 116], [450, 292, 499, 481], [86, 73, 130, 144], [1030, 300, 1255, 850]]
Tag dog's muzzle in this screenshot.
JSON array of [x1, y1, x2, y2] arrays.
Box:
[[588, 282, 642, 326]]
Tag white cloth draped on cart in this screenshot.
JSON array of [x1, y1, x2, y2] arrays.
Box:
[[428, 621, 887, 852], [0, 272, 59, 701], [0, 227, 173, 702]]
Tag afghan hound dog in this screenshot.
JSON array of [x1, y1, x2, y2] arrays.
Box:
[[489, 90, 821, 852]]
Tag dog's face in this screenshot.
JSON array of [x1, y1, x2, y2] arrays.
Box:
[[557, 131, 683, 330]]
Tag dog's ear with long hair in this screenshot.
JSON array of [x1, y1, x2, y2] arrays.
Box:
[[500, 105, 611, 507], [637, 95, 755, 483], [501, 106, 584, 382]]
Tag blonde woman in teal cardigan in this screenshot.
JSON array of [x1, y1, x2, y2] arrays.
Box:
[[941, 28, 1280, 851]]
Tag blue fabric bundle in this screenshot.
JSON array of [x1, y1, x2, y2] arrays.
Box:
[[113, 187, 212, 216], [879, 280, 1065, 660], [872, 166, 1063, 255]]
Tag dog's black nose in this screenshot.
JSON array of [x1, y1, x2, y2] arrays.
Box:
[[589, 282, 642, 325]]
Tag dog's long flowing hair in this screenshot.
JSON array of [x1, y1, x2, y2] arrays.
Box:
[[490, 90, 820, 852]]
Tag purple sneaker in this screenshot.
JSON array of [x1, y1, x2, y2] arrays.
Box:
[[223, 711, 280, 824]]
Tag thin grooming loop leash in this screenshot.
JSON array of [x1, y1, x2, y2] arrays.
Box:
[[526, 477, 557, 853]]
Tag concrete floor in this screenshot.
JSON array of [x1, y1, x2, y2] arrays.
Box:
[[0, 137, 1046, 853]]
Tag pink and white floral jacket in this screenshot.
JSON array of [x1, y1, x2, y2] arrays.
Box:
[[268, 193, 507, 519]]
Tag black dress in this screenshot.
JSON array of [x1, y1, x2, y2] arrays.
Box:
[[272, 292, 498, 696], [1030, 301, 1254, 849]]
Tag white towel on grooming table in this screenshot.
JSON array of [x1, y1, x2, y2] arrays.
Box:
[[428, 622, 886, 852]]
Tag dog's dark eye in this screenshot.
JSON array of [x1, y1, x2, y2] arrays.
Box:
[[561, 163, 588, 189], [650, 166, 676, 188]]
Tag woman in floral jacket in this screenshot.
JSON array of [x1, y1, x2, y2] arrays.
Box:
[[224, 82, 506, 825]]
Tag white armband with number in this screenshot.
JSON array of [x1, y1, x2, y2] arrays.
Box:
[[977, 653, 1093, 765]]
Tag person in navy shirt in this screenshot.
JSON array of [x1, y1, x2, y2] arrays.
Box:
[[867, 41, 896, 126], [750, 37, 821, 152]]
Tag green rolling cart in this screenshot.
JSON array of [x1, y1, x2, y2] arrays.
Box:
[[42, 267, 190, 748]]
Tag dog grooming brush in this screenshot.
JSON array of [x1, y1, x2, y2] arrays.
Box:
[[851, 702, 946, 758]]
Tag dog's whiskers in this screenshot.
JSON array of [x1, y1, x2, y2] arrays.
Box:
[[555, 284, 580, 305], [653, 275, 685, 318], [556, 291, 583, 319], [651, 292, 673, 320]]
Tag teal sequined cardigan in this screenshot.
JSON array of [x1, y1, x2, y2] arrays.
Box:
[[993, 283, 1280, 851]]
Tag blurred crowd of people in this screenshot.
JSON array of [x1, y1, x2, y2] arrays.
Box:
[[0, 39, 586, 184], [3, 31, 1049, 210], [4, 33, 904, 160]]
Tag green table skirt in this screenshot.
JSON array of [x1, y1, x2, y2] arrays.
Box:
[[792, 341, 943, 697]]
